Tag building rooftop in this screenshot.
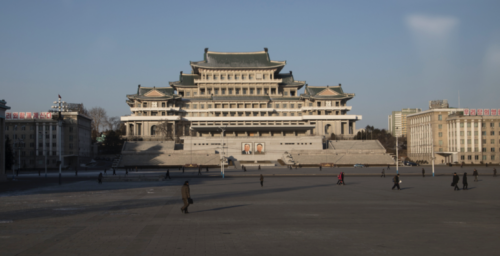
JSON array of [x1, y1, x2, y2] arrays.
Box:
[[190, 49, 286, 70]]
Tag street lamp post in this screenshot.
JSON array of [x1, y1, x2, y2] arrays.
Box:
[[52, 97, 68, 185], [218, 126, 226, 178], [396, 127, 399, 174]]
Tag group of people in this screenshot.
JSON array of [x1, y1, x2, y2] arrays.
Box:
[[452, 169, 480, 190]]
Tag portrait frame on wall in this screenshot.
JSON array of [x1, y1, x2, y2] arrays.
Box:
[[254, 143, 265, 155], [241, 143, 253, 155]]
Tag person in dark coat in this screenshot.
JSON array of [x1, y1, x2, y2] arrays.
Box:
[[341, 172, 345, 185], [387, 165, 390, 170], [422, 168, 425, 177], [392, 174, 400, 190], [462, 172, 468, 190], [182, 166, 185, 173], [452, 172, 460, 190], [206, 167, 209, 172], [112, 168, 116, 175], [260, 174, 264, 187], [98, 172, 103, 184], [473, 169, 478, 182], [197, 167, 201, 176], [493, 168, 497, 177], [319, 165, 322, 171], [166, 169, 171, 180], [381, 169, 385, 177], [181, 181, 191, 214]]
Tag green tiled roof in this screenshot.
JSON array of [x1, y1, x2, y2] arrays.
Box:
[[191, 50, 286, 69], [179, 74, 200, 85], [306, 86, 344, 96]]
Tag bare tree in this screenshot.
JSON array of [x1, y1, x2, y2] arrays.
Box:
[[105, 116, 121, 131], [157, 121, 173, 141], [88, 107, 108, 135]]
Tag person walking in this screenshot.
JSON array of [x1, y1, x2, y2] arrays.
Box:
[[462, 172, 468, 190], [206, 167, 209, 172], [452, 172, 460, 191], [181, 181, 191, 214], [197, 167, 201, 176], [98, 172, 103, 184], [422, 168, 425, 177], [135, 166, 138, 172], [260, 174, 264, 187], [387, 165, 390, 170], [381, 169, 385, 177], [341, 172, 345, 185], [112, 168, 116, 175], [182, 166, 185, 173], [392, 174, 400, 190], [493, 168, 497, 177], [473, 169, 479, 182], [337, 172, 344, 185], [166, 169, 171, 180], [319, 165, 322, 171]]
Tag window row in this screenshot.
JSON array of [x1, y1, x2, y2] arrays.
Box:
[[201, 73, 273, 81], [460, 155, 496, 161]]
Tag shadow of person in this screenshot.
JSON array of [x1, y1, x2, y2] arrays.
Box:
[[190, 204, 249, 213]]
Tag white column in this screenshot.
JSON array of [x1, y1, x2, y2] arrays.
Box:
[[464, 121, 468, 152], [478, 121, 482, 154], [456, 120, 460, 153], [447, 122, 450, 151], [471, 120, 475, 152]]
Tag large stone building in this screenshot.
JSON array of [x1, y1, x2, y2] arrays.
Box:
[[1, 99, 11, 181], [4, 109, 92, 170], [118, 48, 372, 164], [408, 102, 500, 164], [388, 108, 421, 137]]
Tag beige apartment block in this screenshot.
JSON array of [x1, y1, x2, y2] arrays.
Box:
[[408, 107, 500, 165], [407, 108, 462, 164]]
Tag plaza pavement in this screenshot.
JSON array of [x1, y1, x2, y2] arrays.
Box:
[[0, 170, 499, 256]]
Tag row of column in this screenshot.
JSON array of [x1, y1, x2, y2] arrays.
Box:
[[411, 122, 432, 154], [35, 122, 55, 156], [450, 120, 482, 153]]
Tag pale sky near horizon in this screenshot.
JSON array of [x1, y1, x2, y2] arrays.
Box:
[[1, 0, 499, 129]]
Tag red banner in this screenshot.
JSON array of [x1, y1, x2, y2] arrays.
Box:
[[19, 112, 25, 119], [6, 113, 12, 119], [46, 112, 52, 119], [478, 109, 483, 115], [12, 112, 19, 119], [463, 109, 469, 115], [33, 112, 39, 119], [39, 112, 46, 119], [470, 109, 476, 116], [484, 109, 490, 116], [26, 112, 32, 119]]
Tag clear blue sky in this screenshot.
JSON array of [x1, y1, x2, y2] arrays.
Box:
[[1, 0, 499, 129]]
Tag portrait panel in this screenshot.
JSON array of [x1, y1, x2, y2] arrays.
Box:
[[254, 143, 265, 154], [241, 143, 253, 155]]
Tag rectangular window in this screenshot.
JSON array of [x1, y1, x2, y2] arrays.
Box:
[[298, 104, 302, 108], [192, 104, 197, 109], [483, 155, 487, 160], [491, 131, 495, 136], [243, 89, 247, 95], [460, 131, 464, 136], [291, 104, 295, 108], [438, 132, 443, 137], [208, 104, 212, 108], [438, 124, 442, 129], [492, 155, 496, 160], [460, 155, 465, 160], [53, 135, 56, 139], [467, 155, 472, 160], [439, 140, 443, 146], [491, 148, 495, 152], [475, 122, 478, 127], [275, 104, 280, 108], [491, 123, 494, 127], [467, 131, 471, 136], [257, 89, 261, 94], [309, 103, 313, 107], [461, 148, 464, 152], [69, 135, 73, 141], [482, 131, 486, 136], [460, 139, 464, 144], [467, 122, 471, 127], [475, 155, 479, 160], [250, 88, 254, 94], [474, 131, 478, 136], [221, 89, 226, 95], [438, 115, 442, 120], [228, 89, 233, 95], [283, 104, 287, 108], [460, 123, 464, 127], [235, 89, 240, 95], [482, 148, 486, 152], [491, 139, 495, 144], [467, 139, 471, 144]]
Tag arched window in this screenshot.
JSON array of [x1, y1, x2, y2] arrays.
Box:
[[151, 125, 157, 136]]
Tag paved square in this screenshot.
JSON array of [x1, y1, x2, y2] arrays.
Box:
[[1, 173, 499, 256]]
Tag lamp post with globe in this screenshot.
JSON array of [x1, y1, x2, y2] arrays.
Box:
[[51, 96, 68, 185]]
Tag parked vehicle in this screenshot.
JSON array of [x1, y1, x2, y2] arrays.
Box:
[[404, 161, 418, 166], [354, 164, 365, 168]]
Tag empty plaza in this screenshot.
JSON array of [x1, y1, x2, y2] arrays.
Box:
[[1, 166, 499, 256]]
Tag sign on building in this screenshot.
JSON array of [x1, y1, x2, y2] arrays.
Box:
[[5, 113, 12, 119], [12, 112, 19, 119], [470, 109, 476, 116], [463, 109, 469, 115], [478, 109, 483, 115], [484, 109, 490, 116]]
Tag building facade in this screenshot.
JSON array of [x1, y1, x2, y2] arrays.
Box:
[[121, 49, 362, 143], [388, 108, 421, 137], [4, 111, 92, 169], [1, 99, 11, 181], [408, 104, 500, 165]]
